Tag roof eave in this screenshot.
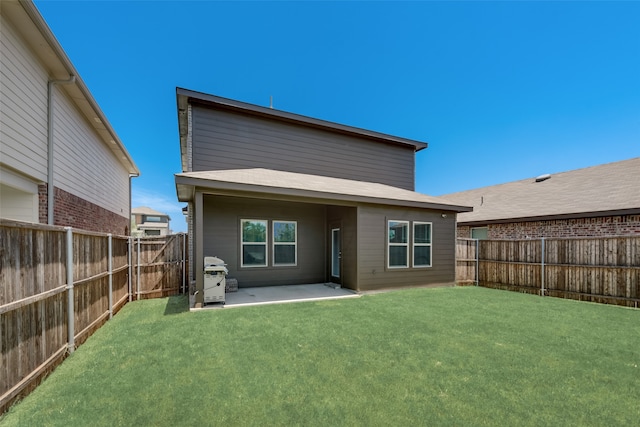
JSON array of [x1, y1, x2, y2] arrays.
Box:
[[177, 91, 189, 172], [175, 174, 471, 213], [457, 208, 640, 226], [176, 87, 428, 160]]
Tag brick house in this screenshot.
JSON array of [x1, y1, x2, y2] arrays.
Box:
[[0, 0, 138, 235], [174, 88, 472, 303], [443, 157, 640, 239]]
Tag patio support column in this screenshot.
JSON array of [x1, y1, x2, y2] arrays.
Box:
[[194, 191, 204, 308]]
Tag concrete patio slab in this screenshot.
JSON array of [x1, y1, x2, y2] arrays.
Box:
[[190, 283, 359, 310]]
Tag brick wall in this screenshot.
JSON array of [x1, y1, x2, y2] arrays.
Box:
[[457, 225, 471, 238], [457, 215, 640, 239], [38, 184, 48, 224], [38, 185, 129, 235]]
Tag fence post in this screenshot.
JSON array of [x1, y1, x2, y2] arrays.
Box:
[[108, 234, 113, 319], [136, 236, 141, 301], [182, 233, 186, 294], [541, 237, 545, 296], [128, 237, 132, 302], [475, 239, 479, 286], [65, 227, 75, 354]]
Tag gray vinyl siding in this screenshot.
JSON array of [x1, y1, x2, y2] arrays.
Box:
[[0, 14, 48, 183], [357, 205, 457, 291], [191, 106, 416, 190], [202, 195, 326, 287]]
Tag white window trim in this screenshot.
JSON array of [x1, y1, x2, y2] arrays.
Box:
[[241, 219, 268, 268], [387, 220, 409, 269], [273, 220, 297, 267], [413, 221, 432, 268]]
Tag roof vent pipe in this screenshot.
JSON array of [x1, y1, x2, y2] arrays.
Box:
[[48, 75, 76, 225], [535, 173, 551, 183]]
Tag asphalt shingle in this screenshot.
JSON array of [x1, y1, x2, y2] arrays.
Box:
[[441, 157, 640, 224]]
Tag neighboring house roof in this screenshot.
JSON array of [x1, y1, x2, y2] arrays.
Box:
[[176, 87, 428, 173], [1, 0, 138, 175], [175, 168, 472, 212], [442, 157, 640, 225], [132, 206, 170, 218]]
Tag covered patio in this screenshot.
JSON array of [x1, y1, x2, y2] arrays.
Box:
[[176, 168, 471, 307], [190, 283, 359, 310]]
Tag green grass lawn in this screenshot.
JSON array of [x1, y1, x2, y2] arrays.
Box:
[[2, 287, 639, 426]]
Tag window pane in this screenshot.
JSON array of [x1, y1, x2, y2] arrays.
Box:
[[274, 245, 296, 265], [243, 244, 266, 266], [471, 227, 488, 240], [274, 221, 296, 243], [389, 246, 408, 267], [414, 223, 431, 244], [414, 246, 432, 267], [388, 221, 408, 244], [242, 220, 266, 243]]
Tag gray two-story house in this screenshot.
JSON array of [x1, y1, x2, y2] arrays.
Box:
[[175, 88, 471, 305]]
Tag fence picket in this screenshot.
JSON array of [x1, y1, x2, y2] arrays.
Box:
[[0, 219, 188, 413], [456, 236, 640, 307]]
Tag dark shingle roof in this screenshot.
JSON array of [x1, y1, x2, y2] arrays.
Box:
[[442, 157, 640, 225]]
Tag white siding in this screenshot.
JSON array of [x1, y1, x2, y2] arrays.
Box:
[[52, 87, 129, 215], [0, 14, 48, 183], [0, 13, 129, 218]]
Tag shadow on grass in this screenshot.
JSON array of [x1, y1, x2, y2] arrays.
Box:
[[163, 294, 189, 315]]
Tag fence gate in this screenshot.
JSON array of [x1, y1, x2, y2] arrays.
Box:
[[132, 234, 189, 300]]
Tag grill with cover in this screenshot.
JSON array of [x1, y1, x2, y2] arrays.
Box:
[[204, 256, 228, 304]]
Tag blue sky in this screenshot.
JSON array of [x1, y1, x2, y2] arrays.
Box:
[[35, 1, 640, 233]]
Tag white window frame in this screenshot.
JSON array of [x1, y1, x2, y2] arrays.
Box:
[[413, 221, 432, 268], [241, 219, 268, 268], [387, 220, 409, 269], [272, 220, 297, 266]]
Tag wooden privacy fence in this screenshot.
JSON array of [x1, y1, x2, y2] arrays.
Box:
[[456, 238, 478, 285], [131, 233, 189, 299], [0, 219, 188, 413], [456, 236, 640, 307]]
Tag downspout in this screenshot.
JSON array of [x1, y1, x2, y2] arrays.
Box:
[[47, 76, 76, 225]]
